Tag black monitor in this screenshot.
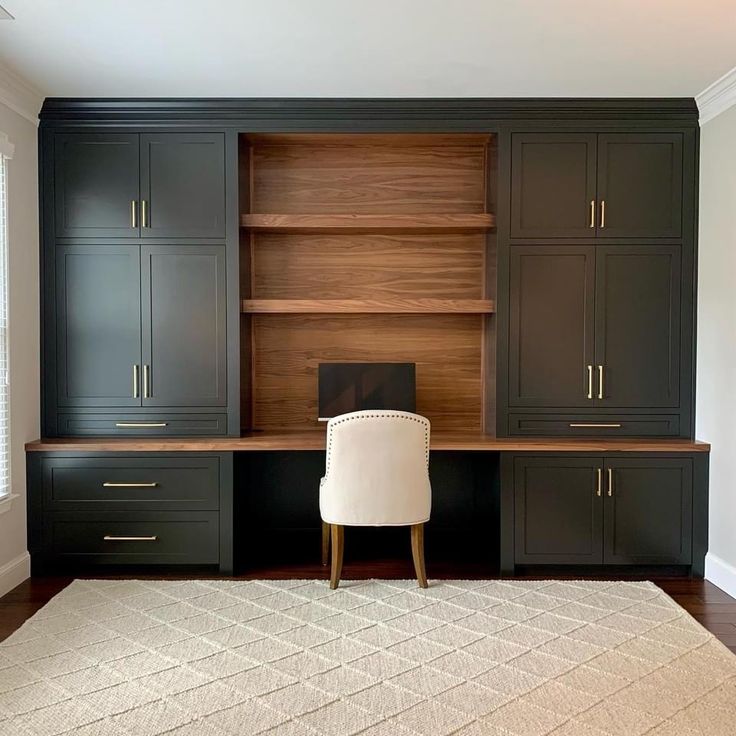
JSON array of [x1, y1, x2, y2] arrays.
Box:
[[318, 363, 416, 421]]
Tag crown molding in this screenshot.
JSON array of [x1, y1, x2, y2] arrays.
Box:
[[0, 61, 43, 126], [697, 65, 736, 125]]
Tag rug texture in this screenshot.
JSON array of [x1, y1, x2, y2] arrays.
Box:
[[0, 579, 735, 736]]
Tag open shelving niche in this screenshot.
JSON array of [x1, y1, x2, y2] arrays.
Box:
[[238, 132, 498, 434]]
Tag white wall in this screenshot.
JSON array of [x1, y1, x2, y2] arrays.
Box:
[[698, 102, 736, 596], [0, 92, 39, 597]]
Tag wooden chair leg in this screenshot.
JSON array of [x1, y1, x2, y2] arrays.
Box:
[[411, 523, 428, 588], [321, 521, 330, 566], [330, 524, 344, 590]]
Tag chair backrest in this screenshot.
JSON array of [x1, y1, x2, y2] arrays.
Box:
[[320, 410, 431, 526]]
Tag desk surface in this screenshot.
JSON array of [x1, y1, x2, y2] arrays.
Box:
[[25, 432, 711, 453]]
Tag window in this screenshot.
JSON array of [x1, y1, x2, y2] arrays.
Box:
[[0, 133, 13, 503]]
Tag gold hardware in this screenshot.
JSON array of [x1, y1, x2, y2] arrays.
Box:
[[569, 423, 622, 428], [130, 200, 137, 228], [587, 365, 593, 399], [141, 199, 148, 228], [589, 200, 595, 228], [103, 535, 158, 542], [597, 365, 604, 399], [596, 468, 602, 497], [143, 364, 150, 398], [132, 364, 139, 399], [102, 482, 158, 488], [607, 467, 613, 497], [600, 200, 606, 229], [114, 422, 167, 428]]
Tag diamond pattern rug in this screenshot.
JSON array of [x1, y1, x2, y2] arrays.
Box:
[[0, 579, 735, 736]]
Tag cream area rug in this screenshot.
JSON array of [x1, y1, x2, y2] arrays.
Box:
[[0, 580, 735, 736]]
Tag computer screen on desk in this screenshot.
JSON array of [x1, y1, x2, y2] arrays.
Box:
[[318, 363, 416, 421]]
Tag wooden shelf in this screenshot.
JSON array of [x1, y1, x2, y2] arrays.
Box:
[[241, 298, 496, 315], [240, 213, 495, 232]]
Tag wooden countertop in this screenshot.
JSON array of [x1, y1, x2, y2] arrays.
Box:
[[25, 432, 711, 453]]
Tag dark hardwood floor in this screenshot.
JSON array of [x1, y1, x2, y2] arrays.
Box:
[[2, 561, 736, 654]]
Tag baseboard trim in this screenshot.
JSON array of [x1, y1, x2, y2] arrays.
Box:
[[0, 551, 30, 598], [705, 552, 736, 599]]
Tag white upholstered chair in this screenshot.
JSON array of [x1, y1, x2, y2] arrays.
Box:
[[319, 410, 432, 589]]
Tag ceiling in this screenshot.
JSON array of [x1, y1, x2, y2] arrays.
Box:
[[0, 0, 734, 99]]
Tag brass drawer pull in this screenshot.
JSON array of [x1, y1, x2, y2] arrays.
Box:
[[600, 199, 606, 228], [607, 468, 614, 497], [589, 200, 595, 228], [130, 200, 138, 229], [141, 199, 149, 228], [114, 422, 167, 428], [103, 535, 158, 542], [132, 364, 139, 399], [596, 468, 602, 497], [597, 365, 604, 399], [586, 365, 593, 400], [143, 365, 151, 399], [569, 423, 622, 428], [102, 482, 158, 488]]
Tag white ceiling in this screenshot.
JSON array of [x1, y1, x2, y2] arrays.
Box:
[[0, 0, 734, 99]]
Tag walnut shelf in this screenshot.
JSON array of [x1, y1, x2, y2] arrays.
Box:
[[241, 298, 496, 315], [241, 213, 495, 232]]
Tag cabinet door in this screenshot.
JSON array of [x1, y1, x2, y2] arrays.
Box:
[[140, 133, 226, 238], [56, 245, 142, 407], [514, 456, 603, 564], [510, 133, 597, 238], [604, 458, 692, 564], [141, 245, 227, 407], [54, 133, 140, 238], [509, 247, 595, 408], [597, 134, 683, 238], [595, 246, 681, 409]]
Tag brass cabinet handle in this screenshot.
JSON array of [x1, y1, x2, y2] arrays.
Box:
[[130, 200, 138, 229], [600, 200, 606, 229], [586, 365, 593, 400], [143, 365, 151, 398], [589, 200, 595, 228], [103, 535, 158, 542], [597, 365, 604, 400], [132, 364, 139, 399], [102, 482, 158, 488], [569, 423, 622, 428], [114, 422, 167, 428], [607, 468, 613, 497], [141, 199, 148, 228], [596, 468, 602, 497]]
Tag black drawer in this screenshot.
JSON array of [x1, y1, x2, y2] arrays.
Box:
[[44, 511, 219, 565], [507, 414, 680, 437], [41, 456, 220, 510], [56, 413, 228, 436]]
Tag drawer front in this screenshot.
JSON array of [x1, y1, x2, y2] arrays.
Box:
[[56, 413, 228, 436], [508, 414, 680, 437], [45, 512, 219, 565], [41, 456, 219, 510]]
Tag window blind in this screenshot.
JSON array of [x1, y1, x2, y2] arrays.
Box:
[[0, 149, 10, 497]]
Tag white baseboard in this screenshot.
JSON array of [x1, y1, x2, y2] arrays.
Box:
[[705, 552, 736, 599], [0, 551, 30, 598]]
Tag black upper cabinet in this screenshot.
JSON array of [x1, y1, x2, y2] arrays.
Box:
[[597, 134, 683, 239], [56, 245, 142, 407], [54, 134, 140, 238], [511, 134, 597, 238], [53, 132, 225, 239], [509, 246, 595, 408], [510, 132, 683, 239], [140, 134, 226, 238], [141, 246, 227, 407]]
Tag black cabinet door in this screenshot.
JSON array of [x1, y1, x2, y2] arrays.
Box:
[[509, 246, 595, 408], [514, 456, 603, 564], [140, 133, 226, 238], [603, 458, 692, 564], [54, 134, 140, 238], [56, 245, 142, 407], [595, 246, 681, 409], [141, 245, 227, 407], [597, 134, 683, 238], [510, 133, 597, 238]]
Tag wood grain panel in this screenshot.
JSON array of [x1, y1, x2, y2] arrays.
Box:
[[241, 214, 495, 231], [242, 300, 494, 314], [249, 137, 489, 214], [252, 232, 485, 300], [252, 314, 484, 430]]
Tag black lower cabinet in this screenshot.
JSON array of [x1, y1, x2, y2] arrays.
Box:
[[503, 453, 701, 574]]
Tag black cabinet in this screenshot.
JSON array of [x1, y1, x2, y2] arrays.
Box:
[[511, 454, 693, 568], [511, 132, 683, 239], [53, 132, 225, 239]]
